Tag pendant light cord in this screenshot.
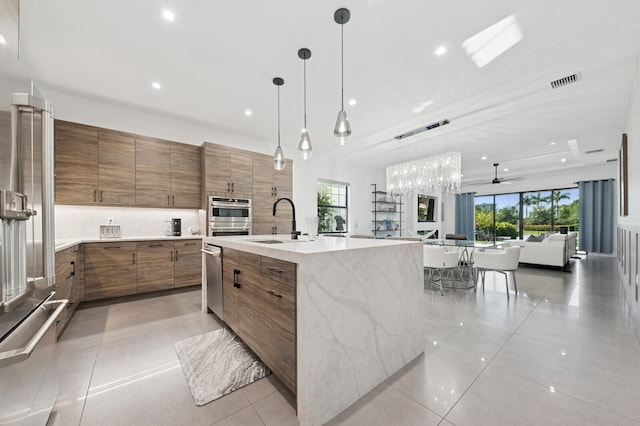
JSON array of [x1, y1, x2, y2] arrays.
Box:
[[277, 85, 281, 147], [341, 21, 344, 111], [303, 58, 307, 129]]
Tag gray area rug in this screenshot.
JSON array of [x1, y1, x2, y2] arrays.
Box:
[[174, 328, 270, 406]]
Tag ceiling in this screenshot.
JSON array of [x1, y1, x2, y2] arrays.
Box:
[[1, 0, 639, 187]]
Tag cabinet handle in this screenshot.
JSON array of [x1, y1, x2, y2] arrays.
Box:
[[184, 242, 197, 246], [70, 261, 76, 277], [100, 191, 103, 202], [168, 195, 171, 205], [227, 182, 230, 192], [233, 269, 241, 288], [93, 190, 97, 202], [149, 244, 164, 247], [175, 250, 179, 261], [104, 246, 121, 249], [172, 195, 175, 205], [266, 266, 283, 274], [266, 290, 283, 298], [170, 251, 174, 261], [231, 182, 234, 192], [132, 253, 136, 264]]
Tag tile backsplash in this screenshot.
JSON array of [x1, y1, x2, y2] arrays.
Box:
[[55, 205, 206, 239]]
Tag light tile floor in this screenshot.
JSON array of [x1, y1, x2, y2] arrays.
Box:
[[48, 253, 640, 425]]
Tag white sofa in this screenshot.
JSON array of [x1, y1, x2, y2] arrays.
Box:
[[508, 232, 577, 270]]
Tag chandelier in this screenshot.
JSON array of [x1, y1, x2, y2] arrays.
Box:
[[386, 152, 462, 195]]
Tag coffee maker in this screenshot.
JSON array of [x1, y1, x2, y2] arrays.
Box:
[[171, 218, 181, 236]]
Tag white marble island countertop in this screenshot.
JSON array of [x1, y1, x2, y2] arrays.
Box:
[[205, 234, 425, 426], [204, 234, 419, 263]]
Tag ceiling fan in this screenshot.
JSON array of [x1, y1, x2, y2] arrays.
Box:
[[468, 163, 525, 186]]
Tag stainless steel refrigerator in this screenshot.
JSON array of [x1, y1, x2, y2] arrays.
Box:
[[0, 89, 67, 425]]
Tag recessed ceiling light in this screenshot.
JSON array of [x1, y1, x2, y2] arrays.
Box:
[[550, 142, 556, 146], [434, 45, 447, 56], [348, 99, 357, 106], [244, 110, 252, 117], [162, 9, 175, 22], [152, 81, 161, 89], [0, 35, 6, 45], [560, 158, 567, 163], [503, 168, 509, 172], [481, 156, 487, 160]]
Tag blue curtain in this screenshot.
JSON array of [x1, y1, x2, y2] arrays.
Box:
[[455, 193, 475, 241], [579, 179, 614, 253]]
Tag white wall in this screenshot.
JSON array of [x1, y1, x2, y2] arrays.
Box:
[[293, 156, 385, 235]]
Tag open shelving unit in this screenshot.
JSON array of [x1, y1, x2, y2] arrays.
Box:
[[371, 183, 403, 237]]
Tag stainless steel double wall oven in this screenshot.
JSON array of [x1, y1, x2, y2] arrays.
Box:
[[208, 196, 251, 236]]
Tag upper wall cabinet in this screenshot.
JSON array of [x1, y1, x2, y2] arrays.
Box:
[[201, 142, 253, 204], [135, 137, 201, 208], [54, 120, 201, 209], [170, 142, 201, 208], [55, 121, 135, 206]]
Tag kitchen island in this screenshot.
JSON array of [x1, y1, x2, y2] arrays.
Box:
[[203, 235, 425, 426]]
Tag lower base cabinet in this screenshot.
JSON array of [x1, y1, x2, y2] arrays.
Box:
[[223, 248, 297, 394], [53, 244, 84, 336], [83, 239, 202, 301], [84, 242, 137, 301]]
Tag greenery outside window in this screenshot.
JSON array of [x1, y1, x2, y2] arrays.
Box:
[[317, 180, 349, 233], [474, 187, 579, 241]]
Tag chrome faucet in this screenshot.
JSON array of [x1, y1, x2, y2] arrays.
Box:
[[273, 197, 300, 240]]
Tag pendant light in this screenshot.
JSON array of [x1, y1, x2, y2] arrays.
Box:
[[297, 48, 312, 160], [272, 77, 286, 171], [333, 8, 351, 146]]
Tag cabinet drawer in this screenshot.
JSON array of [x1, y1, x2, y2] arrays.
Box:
[[243, 277, 295, 335], [224, 249, 260, 275], [260, 257, 296, 287]]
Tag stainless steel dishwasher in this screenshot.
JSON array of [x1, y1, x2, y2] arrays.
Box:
[[202, 243, 223, 320]]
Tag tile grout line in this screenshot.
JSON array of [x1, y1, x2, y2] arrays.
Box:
[[437, 272, 556, 422]]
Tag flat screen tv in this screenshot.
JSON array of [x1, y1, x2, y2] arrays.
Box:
[[417, 195, 436, 222]]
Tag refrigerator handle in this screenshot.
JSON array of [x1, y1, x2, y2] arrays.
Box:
[[0, 299, 68, 368]]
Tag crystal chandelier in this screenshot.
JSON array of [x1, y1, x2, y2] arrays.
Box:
[[386, 152, 462, 195]]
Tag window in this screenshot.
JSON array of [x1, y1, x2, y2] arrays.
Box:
[[474, 187, 579, 241], [317, 180, 349, 233]]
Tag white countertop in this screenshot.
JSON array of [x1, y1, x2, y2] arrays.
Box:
[[204, 234, 420, 263], [55, 235, 203, 251]]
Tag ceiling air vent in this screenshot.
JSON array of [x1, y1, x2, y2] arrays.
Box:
[[606, 158, 618, 163], [550, 72, 582, 89], [585, 148, 603, 154], [394, 119, 450, 140]]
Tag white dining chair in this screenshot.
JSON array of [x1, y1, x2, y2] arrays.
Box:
[[472, 246, 521, 299], [423, 245, 461, 295]]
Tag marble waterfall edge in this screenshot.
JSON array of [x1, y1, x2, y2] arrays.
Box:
[[297, 243, 425, 425]]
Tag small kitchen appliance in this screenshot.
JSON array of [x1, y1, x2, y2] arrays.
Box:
[[171, 218, 182, 236]]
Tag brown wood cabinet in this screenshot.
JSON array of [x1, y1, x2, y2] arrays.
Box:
[[252, 153, 293, 235], [222, 248, 297, 394], [136, 241, 175, 293], [84, 242, 137, 300], [170, 143, 201, 208], [136, 136, 172, 207], [97, 130, 136, 205], [174, 240, 202, 287], [135, 137, 201, 208], [55, 120, 201, 209], [53, 244, 84, 337], [54, 121, 99, 205], [201, 142, 253, 205], [55, 121, 135, 206]]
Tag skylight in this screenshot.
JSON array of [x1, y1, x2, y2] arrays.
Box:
[[462, 14, 523, 68]]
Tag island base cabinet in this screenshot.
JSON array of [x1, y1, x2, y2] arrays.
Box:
[[84, 242, 137, 301], [239, 278, 296, 393], [221, 248, 296, 395]]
